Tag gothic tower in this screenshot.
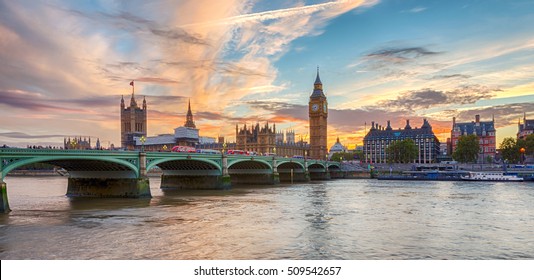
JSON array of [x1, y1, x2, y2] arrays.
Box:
[[184, 99, 196, 128], [120, 82, 147, 150], [308, 67, 328, 159]]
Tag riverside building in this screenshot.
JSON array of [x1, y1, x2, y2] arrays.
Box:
[[363, 119, 440, 164], [517, 113, 533, 140], [451, 114, 496, 163], [235, 123, 309, 157], [132, 99, 201, 151]]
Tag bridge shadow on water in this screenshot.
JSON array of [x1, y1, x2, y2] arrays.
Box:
[[67, 197, 151, 211]]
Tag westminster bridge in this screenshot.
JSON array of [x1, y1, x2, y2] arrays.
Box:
[[0, 148, 347, 213]]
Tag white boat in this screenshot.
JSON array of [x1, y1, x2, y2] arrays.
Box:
[[461, 172, 524, 182]]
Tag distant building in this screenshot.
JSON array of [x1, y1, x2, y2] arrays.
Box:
[[451, 114, 496, 163], [199, 136, 216, 144], [363, 119, 440, 164], [328, 137, 347, 159], [437, 142, 452, 163], [235, 123, 309, 157], [133, 100, 200, 151], [120, 85, 147, 150], [64, 137, 100, 150], [517, 113, 533, 140]]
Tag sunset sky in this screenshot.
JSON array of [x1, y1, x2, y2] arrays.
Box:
[[1, 0, 533, 149]]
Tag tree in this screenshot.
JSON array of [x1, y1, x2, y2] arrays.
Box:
[[452, 134, 479, 163], [523, 134, 534, 156], [499, 137, 520, 163], [387, 139, 418, 163]]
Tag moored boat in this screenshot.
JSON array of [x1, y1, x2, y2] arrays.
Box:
[[461, 172, 524, 181]]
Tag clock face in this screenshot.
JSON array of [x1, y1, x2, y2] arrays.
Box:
[[311, 104, 319, 112]]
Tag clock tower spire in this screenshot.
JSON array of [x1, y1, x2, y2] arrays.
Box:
[[308, 67, 328, 160]]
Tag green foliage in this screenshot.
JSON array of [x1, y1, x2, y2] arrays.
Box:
[[500, 135, 532, 163], [452, 134, 479, 163], [499, 137, 520, 163], [386, 139, 418, 163], [523, 134, 534, 156]]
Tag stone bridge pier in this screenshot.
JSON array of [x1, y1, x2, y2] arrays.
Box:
[[329, 165, 344, 179], [1, 179, 9, 213], [309, 162, 331, 181]]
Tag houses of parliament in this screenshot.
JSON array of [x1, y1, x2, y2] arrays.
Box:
[[120, 69, 329, 159]]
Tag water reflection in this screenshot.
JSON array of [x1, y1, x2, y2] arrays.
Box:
[[68, 197, 151, 211]]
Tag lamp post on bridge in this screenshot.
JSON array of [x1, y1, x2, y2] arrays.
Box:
[[139, 136, 147, 177], [140, 136, 146, 152], [70, 138, 77, 150], [272, 147, 279, 184], [221, 142, 229, 177]]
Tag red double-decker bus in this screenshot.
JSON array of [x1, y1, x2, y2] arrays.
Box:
[[171, 146, 196, 153]]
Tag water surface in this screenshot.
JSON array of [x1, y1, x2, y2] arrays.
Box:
[[1, 176, 533, 259]]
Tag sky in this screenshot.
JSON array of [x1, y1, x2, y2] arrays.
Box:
[[1, 0, 533, 149]]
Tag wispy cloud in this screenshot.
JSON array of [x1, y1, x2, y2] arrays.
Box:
[[366, 47, 442, 64], [0, 132, 68, 139], [407, 7, 427, 13], [379, 85, 501, 111], [431, 74, 471, 80], [180, 0, 375, 28]]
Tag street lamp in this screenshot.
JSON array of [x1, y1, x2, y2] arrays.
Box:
[[140, 135, 146, 152], [222, 142, 227, 154], [520, 147, 526, 164], [70, 138, 77, 150], [273, 147, 276, 157]]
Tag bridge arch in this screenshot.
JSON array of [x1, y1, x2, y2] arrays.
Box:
[[277, 161, 305, 171], [308, 162, 326, 170], [227, 158, 275, 185], [1, 156, 139, 179], [147, 158, 221, 175], [228, 159, 272, 171], [328, 164, 341, 171]]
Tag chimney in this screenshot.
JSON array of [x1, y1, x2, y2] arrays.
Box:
[[475, 114, 480, 123], [405, 119, 411, 129]]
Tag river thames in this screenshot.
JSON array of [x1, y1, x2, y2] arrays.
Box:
[[1, 176, 533, 259]]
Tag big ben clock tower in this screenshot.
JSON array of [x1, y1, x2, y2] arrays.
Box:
[[309, 67, 328, 159]]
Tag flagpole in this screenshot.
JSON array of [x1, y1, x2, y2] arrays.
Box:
[[130, 80, 135, 97]]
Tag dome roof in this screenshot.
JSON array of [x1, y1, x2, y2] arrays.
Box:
[[329, 137, 345, 152]]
